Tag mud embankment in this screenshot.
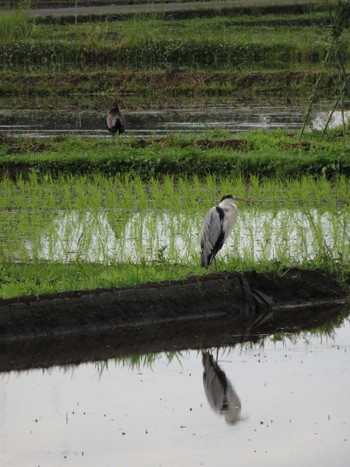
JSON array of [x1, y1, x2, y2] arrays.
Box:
[[0, 269, 348, 372]]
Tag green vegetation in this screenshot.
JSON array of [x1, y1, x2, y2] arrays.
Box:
[[1, 170, 349, 213], [1, 130, 350, 178], [1, 2, 349, 300], [0, 172, 349, 299], [0, 1, 34, 42], [0, 69, 341, 98], [0, 3, 348, 96]]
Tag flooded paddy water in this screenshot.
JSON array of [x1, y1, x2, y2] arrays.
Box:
[[1, 189, 350, 465], [1, 315, 350, 466], [2, 206, 349, 265], [1, 93, 350, 466], [1, 96, 350, 137]]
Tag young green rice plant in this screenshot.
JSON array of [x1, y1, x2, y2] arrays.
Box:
[[0, 174, 349, 296], [272, 214, 291, 264], [163, 175, 175, 203]]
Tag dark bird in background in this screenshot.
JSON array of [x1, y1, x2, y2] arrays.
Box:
[[107, 101, 126, 137], [200, 194, 238, 269], [202, 351, 241, 424]]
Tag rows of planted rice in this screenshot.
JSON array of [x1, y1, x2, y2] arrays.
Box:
[[0, 8, 347, 72], [1, 3, 348, 99], [1, 1, 349, 299], [1, 173, 349, 298], [1, 172, 349, 211]]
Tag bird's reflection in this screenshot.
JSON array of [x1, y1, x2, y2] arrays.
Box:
[[202, 351, 241, 424]]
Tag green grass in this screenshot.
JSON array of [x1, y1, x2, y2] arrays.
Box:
[[0, 262, 194, 299], [0, 5, 346, 97], [31, 13, 329, 43], [1, 130, 350, 178], [0, 1, 34, 41]]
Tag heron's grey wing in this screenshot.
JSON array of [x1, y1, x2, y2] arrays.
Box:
[[222, 205, 238, 241], [202, 352, 227, 412], [108, 113, 126, 133], [200, 207, 222, 251], [202, 352, 241, 423]]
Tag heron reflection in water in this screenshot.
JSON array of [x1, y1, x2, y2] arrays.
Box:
[[202, 351, 241, 424]]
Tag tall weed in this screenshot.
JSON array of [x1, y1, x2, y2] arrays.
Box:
[[0, 1, 34, 41]]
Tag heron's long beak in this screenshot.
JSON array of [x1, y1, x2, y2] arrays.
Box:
[[233, 197, 249, 204]]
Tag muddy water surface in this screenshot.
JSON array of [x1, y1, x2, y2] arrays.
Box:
[[1, 97, 349, 137], [1, 317, 350, 466]]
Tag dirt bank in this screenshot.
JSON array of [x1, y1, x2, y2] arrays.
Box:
[[0, 268, 348, 372], [0, 269, 348, 342]]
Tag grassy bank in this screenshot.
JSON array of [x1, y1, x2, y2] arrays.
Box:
[[1, 130, 349, 178]]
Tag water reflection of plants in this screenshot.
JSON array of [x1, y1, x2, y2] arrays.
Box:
[[89, 314, 350, 377]]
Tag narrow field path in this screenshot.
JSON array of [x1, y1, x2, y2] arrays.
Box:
[[28, 0, 321, 18]]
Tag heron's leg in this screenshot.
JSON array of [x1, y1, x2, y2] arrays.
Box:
[[214, 257, 218, 272]]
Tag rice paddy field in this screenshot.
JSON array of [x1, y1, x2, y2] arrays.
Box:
[[0, 1, 350, 298], [0, 170, 349, 299], [0, 1, 349, 96], [1, 4, 350, 467]]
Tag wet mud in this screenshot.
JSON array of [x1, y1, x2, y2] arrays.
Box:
[[0, 269, 348, 372]]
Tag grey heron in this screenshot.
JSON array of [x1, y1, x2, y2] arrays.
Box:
[[107, 102, 126, 137], [200, 194, 238, 269]]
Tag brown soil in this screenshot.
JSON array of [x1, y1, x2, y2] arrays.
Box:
[[122, 137, 249, 150], [3, 142, 57, 156]]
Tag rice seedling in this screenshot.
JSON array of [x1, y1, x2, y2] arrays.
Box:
[[0, 172, 349, 299]]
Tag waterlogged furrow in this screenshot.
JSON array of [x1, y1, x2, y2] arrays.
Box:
[[2, 207, 349, 268], [0, 175, 349, 271]]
